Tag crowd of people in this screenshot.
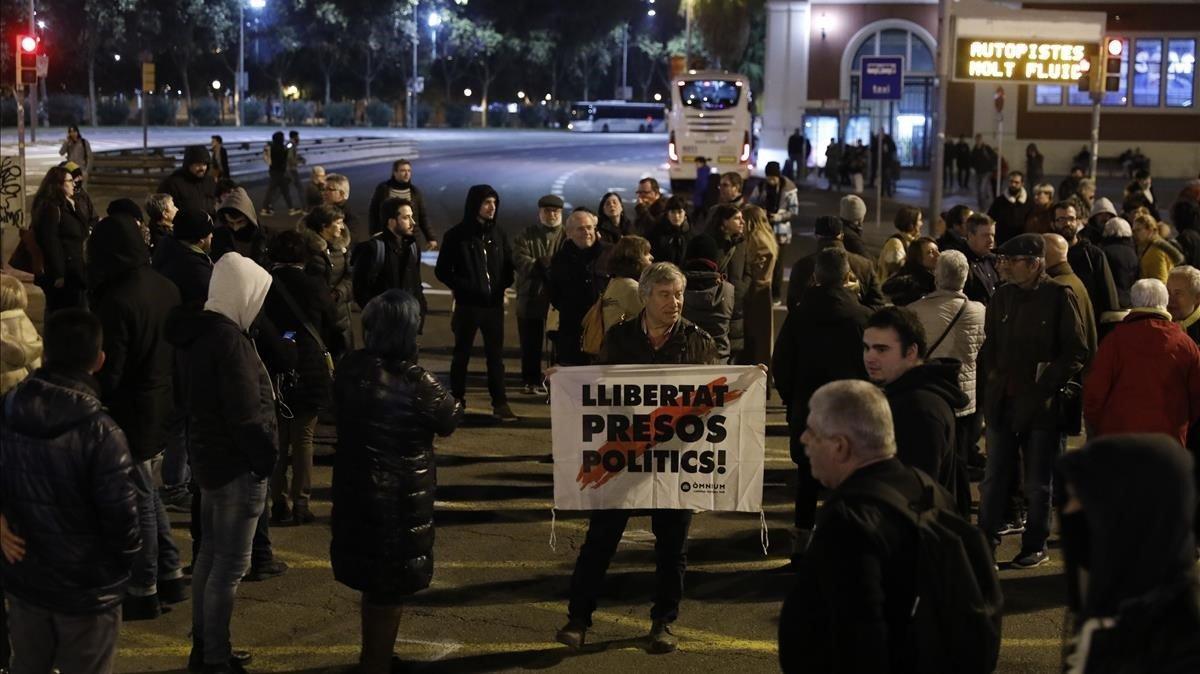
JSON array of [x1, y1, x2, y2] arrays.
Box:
[[1, 129, 1199, 673]]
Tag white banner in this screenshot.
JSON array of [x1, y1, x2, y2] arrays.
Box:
[[550, 365, 767, 512]]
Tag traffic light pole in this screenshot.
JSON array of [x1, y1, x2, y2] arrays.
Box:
[[15, 86, 28, 228], [1089, 96, 1101, 180]]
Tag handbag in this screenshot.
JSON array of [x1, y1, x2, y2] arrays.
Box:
[[273, 280, 335, 378]]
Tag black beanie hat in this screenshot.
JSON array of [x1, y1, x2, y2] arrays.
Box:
[[106, 198, 144, 223], [173, 208, 214, 242], [183, 145, 211, 166], [685, 234, 721, 263]]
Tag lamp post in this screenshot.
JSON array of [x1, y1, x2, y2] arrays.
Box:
[[236, 0, 267, 127]]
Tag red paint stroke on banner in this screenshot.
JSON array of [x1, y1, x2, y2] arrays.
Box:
[[576, 376, 744, 490]]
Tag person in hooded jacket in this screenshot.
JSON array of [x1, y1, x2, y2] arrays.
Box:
[[0, 309, 140, 674], [772, 247, 872, 559], [647, 196, 695, 269], [331, 290, 462, 673], [1099, 217, 1138, 309], [213, 187, 269, 266], [260, 131, 298, 217], [680, 235, 735, 361], [549, 209, 610, 367], [882, 237, 939, 306], [157, 145, 217, 215], [367, 159, 438, 249], [1057, 434, 1200, 674], [32, 166, 90, 314], [596, 192, 633, 244], [434, 184, 517, 420], [301, 205, 355, 351], [263, 231, 345, 527], [166, 252, 278, 672], [863, 307, 968, 497], [87, 214, 186, 620]]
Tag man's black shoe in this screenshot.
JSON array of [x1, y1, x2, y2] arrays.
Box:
[[555, 621, 587, 650], [122, 593, 162, 621], [159, 576, 189, 605], [243, 559, 289, 582]]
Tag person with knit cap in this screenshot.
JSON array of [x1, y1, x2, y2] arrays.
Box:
[[680, 234, 735, 361], [157, 145, 217, 215], [838, 194, 868, 256]]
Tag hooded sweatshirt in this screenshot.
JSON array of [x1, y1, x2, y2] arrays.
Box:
[[1059, 435, 1200, 673], [213, 187, 267, 265], [156, 146, 216, 215], [168, 253, 277, 488], [883, 359, 969, 489], [434, 184, 514, 307]]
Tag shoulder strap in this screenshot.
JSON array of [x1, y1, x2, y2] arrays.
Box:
[[928, 299, 968, 356], [273, 278, 328, 354]]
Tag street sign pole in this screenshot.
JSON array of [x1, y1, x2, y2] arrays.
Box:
[[1089, 93, 1102, 180], [860, 55, 904, 229], [15, 86, 28, 228], [929, 0, 953, 229], [994, 87, 1005, 204]]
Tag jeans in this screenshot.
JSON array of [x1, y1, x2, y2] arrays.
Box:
[[161, 411, 191, 491], [953, 413, 983, 517], [450, 303, 508, 405], [978, 423, 1063, 553], [517, 316, 546, 386], [263, 172, 293, 211], [288, 169, 303, 206], [129, 459, 182, 596], [192, 473, 268, 666], [6, 593, 120, 674], [272, 410, 318, 510], [190, 486, 275, 568], [567, 509, 693, 626]]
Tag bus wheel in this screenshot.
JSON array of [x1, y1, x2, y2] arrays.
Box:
[[602, 124, 610, 133]]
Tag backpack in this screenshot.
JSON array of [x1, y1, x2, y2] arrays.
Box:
[[580, 295, 607, 356], [837, 468, 1003, 674]]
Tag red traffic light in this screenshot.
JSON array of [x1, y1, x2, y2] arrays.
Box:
[[18, 35, 38, 53]]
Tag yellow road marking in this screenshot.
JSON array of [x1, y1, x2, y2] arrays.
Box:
[[272, 557, 788, 572]]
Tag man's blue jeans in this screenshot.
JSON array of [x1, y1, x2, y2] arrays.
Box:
[[129, 459, 182, 596], [979, 423, 1063, 554], [192, 473, 267, 665]]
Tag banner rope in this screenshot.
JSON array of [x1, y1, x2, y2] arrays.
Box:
[[759, 510, 770, 556], [549, 507, 558, 552]]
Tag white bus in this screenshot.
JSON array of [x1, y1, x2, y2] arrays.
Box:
[[567, 101, 667, 133], [667, 71, 753, 191]]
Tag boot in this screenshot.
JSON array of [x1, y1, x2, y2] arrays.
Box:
[[647, 621, 678, 654]]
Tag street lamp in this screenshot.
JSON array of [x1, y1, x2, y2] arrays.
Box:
[[517, 90, 525, 100], [428, 11, 441, 59], [113, 54, 121, 61], [212, 80, 222, 90], [653, 92, 662, 101], [236, 0, 267, 127], [463, 88, 473, 97]]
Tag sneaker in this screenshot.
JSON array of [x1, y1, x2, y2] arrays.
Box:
[[270, 501, 291, 524], [997, 519, 1026, 536], [259, 208, 274, 216], [243, 559, 289, 582], [647, 621, 678, 654], [555, 621, 587, 650], [287, 208, 303, 216], [1011, 549, 1050, 569], [493, 403, 519, 421], [161, 486, 192, 513], [188, 647, 252, 673], [159, 576, 189, 605], [122, 593, 162, 621], [293, 506, 316, 525], [532, 383, 548, 396], [522, 384, 538, 395]]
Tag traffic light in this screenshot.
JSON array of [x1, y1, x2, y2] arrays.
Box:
[[1104, 38, 1124, 93], [1076, 57, 1091, 93], [15, 34, 39, 87]]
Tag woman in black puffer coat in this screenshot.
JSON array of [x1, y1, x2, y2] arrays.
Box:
[[331, 289, 462, 674]]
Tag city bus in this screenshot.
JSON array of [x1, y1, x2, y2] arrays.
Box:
[[667, 71, 754, 191], [567, 101, 667, 133]]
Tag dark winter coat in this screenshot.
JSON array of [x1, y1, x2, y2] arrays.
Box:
[[773, 285, 871, 461], [682, 266, 735, 362], [32, 196, 89, 288], [434, 185, 514, 307], [883, 360, 969, 492], [549, 240, 611, 340], [987, 191, 1032, 244], [352, 228, 425, 322], [152, 235, 213, 307], [841, 221, 868, 258], [0, 369, 140, 615], [157, 168, 216, 215], [1100, 237, 1139, 308], [780, 458, 945, 673], [936, 229, 969, 256], [262, 265, 345, 415], [300, 227, 354, 347], [647, 220, 695, 268], [634, 197, 667, 236], [88, 217, 182, 462], [980, 274, 1089, 432], [368, 179, 436, 242], [882, 268, 936, 306], [596, 212, 633, 244], [713, 232, 750, 356], [1068, 241, 1121, 319], [1175, 229, 1200, 269], [964, 248, 1001, 305], [330, 352, 462, 597], [788, 239, 885, 310], [213, 188, 268, 266], [598, 314, 718, 366]]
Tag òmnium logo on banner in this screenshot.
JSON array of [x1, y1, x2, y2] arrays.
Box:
[[549, 365, 767, 512]]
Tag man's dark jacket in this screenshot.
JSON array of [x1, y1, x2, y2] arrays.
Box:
[[987, 194, 1032, 244], [88, 217, 182, 462], [434, 184, 514, 307], [549, 239, 611, 339], [367, 179, 435, 242], [883, 359, 968, 491], [647, 220, 695, 268], [773, 285, 870, 461], [599, 314, 718, 366], [157, 168, 216, 215], [964, 248, 1000, 305], [152, 235, 213, 306], [352, 227, 424, 316], [788, 239, 885, 310], [0, 369, 140, 615], [1068, 240, 1120, 319]]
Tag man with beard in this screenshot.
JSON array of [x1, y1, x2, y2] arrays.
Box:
[[158, 145, 217, 215], [513, 195, 566, 394], [987, 171, 1031, 245], [367, 159, 438, 249]]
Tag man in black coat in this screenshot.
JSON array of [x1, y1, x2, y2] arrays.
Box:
[[152, 208, 215, 306], [987, 171, 1032, 244], [963, 213, 1001, 305], [773, 247, 871, 558], [549, 209, 611, 366], [353, 197, 426, 328], [788, 215, 885, 310], [213, 187, 268, 266], [1053, 201, 1120, 321], [157, 145, 217, 215], [87, 214, 186, 620], [863, 307, 968, 500], [367, 159, 438, 248], [0, 309, 140, 672], [434, 184, 516, 420]]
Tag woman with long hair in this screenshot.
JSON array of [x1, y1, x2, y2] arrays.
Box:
[[740, 205, 779, 368], [32, 166, 90, 313], [596, 192, 632, 244], [882, 237, 939, 306]]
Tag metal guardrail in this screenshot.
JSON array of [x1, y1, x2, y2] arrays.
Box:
[[88, 136, 416, 188]]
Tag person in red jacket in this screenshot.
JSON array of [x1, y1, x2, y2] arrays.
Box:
[[1084, 278, 1200, 445]]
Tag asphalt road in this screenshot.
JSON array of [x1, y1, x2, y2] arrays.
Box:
[[111, 132, 1068, 673]]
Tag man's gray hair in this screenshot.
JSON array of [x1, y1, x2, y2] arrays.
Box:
[[566, 209, 597, 230], [934, 250, 969, 291], [1131, 278, 1169, 310], [325, 173, 349, 198], [808, 380, 896, 460], [1103, 216, 1132, 239], [638, 261, 687, 300], [1169, 265, 1200, 296]]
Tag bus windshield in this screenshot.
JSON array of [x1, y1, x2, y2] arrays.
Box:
[[676, 80, 742, 111]]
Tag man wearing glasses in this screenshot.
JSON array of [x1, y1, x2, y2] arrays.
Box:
[[633, 177, 666, 236], [977, 233, 1088, 569]]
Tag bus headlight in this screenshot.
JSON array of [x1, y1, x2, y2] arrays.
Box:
[[739, 131, 751, 163], [668, 131, 679, 162]]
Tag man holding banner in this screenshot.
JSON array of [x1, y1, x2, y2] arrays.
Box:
[[550, 262, 766, 654]]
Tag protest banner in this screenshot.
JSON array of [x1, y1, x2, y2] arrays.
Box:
[[550, 364, 767, 512]]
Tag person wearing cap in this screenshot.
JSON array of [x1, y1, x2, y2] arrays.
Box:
[[838, 195, 869, 257], [157, 145, 217, 215], [213, 186, 268, 267], [633, 178, 667, 236], [1100, 217, 1138, 308], [513, 194, 566, 395], [1052, 201, 1120, 322], [978, 232, 1089, 569], [1024, 183, 1057, 236], [1080, 196, 1118, 244], [681, 234, 735, 361], [787, 215, 884, 311], [153, 209, 215, 307], [987, 171, 1031, 245]]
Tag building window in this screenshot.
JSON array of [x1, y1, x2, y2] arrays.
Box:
[[1133, 39, 1163, 107], [1167, 38, 1196, 107], [1035, 85, 1063, 105]]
